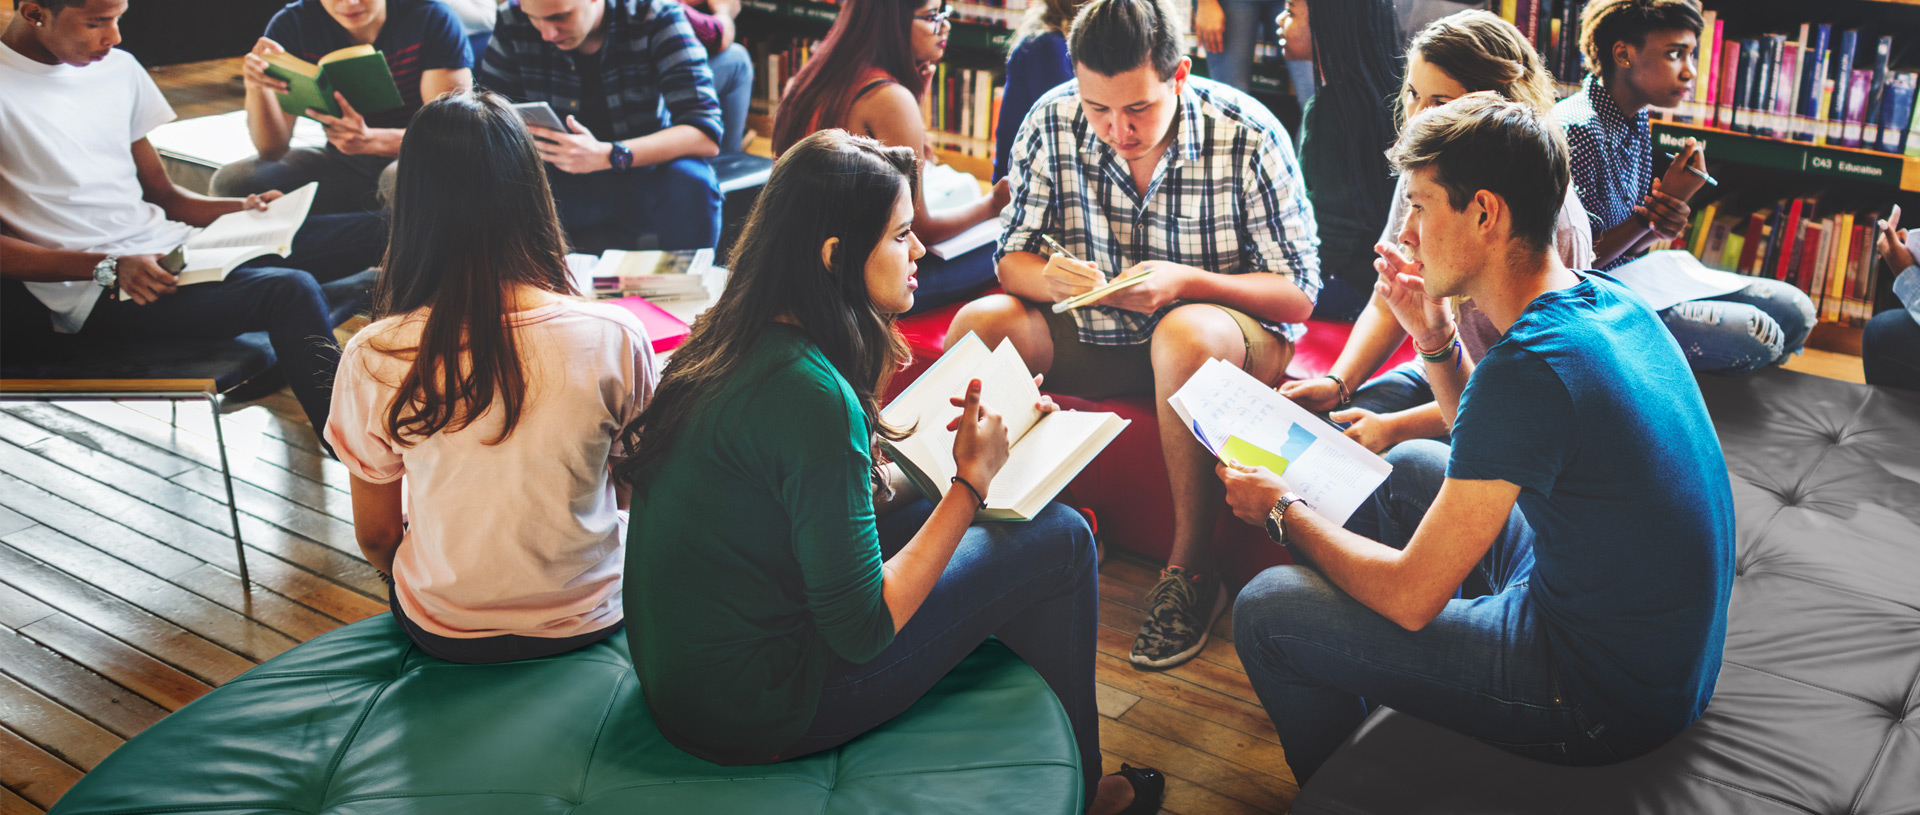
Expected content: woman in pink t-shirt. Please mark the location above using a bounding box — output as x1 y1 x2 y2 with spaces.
326 90 658 663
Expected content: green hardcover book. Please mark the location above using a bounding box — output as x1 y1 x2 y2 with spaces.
262 45 404 119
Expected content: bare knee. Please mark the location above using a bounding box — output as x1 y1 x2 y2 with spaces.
1150 305 1246 374
948 294 1051 370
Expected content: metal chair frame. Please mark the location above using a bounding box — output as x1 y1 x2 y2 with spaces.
1 378 249 584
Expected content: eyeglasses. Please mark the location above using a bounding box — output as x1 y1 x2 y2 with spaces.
914 5 953 26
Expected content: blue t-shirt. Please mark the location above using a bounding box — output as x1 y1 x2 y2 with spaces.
1449 273 1735 741
265 0 472 130
993 31 1072 181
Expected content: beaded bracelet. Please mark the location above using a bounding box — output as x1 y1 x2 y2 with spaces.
950 475 986 510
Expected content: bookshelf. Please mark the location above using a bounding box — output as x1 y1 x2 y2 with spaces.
1651 121 1920 192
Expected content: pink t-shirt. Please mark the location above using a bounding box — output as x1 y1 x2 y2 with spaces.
325 299 657 639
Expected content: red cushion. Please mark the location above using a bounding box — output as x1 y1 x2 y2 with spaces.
890 304 1415 586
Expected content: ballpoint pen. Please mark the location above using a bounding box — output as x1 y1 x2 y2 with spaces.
1663 152 1719 187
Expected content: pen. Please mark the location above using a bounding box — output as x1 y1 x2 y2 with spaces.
1663 152 1718 187
1039 233 1079 261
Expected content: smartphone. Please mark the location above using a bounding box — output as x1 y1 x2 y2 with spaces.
511 101 567 133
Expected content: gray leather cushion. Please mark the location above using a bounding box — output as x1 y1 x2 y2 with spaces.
1294 368 1920 815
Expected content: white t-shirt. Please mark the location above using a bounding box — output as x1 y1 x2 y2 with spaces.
0 42 195 332
324 299 658 639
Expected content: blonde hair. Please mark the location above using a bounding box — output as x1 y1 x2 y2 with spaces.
1398 10 1555 131
1012 0 1086 50
1389 93 1569 253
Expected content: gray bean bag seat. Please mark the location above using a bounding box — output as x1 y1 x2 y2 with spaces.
1294 367 1920 815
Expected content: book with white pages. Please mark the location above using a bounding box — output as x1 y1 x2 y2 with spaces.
927 218 1001 259
146 109 327 170
120 182 318 301
881 332 1129 522
1605 249 1750 311
1168 358 1391 526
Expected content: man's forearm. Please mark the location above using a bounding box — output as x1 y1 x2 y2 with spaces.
1285 505 1427 625
1179 269 1313 325
623 124 719 166
245 89 297 160
0 237 101 282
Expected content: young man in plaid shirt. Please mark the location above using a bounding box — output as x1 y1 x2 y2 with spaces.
946 0 1320 670
482 0 724 250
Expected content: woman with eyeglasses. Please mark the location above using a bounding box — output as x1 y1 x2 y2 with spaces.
771 0 1012 315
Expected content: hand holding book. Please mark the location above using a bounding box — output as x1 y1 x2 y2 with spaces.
945 378 1011 506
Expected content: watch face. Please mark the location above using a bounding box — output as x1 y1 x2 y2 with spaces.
1265 509 1284 543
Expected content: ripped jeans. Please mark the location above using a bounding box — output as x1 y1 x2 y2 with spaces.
1660 277 1815 375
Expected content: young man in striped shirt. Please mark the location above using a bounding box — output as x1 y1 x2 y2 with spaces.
946 0 1321 670
482 0 724 251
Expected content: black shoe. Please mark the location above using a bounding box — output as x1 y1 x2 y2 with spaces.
1114 763 1165 815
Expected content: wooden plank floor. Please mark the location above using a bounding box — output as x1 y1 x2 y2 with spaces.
0 395 1297 814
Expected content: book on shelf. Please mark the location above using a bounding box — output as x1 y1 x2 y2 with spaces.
1657 185 1890 327
1168 358 1391 527
1827 29 1859 146
261 45 403 120
1674 16 1910 157
880 332 1129 522
122 183 318 301
1879 72 1916 154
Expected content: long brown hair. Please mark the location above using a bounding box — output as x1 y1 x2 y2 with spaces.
617 130 919 489
770 0 927 154
1399 10 1556 131
364 89 573 446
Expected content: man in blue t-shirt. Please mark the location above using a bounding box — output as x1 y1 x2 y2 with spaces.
213 0 474 213
1217 94 1735 784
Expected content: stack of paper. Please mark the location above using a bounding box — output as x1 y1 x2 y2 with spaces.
566 249 714 300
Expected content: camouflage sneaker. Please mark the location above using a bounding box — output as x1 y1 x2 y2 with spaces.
1130 566 1227 670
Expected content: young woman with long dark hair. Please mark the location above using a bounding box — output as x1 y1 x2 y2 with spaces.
619 129 1162 815
770 0 1012 314
326 89 657 664
1280 10 1596 453
1278 0 1403 320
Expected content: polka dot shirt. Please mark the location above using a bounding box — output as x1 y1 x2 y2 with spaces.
1555 73 1653 270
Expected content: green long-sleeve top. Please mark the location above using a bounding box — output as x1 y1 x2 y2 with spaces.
626 324 895 764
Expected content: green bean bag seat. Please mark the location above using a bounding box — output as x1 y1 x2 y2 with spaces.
51 614 1083 814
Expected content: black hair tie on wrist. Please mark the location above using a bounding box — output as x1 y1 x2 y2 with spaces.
950 475 986 510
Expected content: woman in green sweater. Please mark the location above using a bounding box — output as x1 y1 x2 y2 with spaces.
619 129 1163 815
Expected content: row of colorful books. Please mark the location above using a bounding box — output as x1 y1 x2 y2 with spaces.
1656 194 1892 326
1666 12 1917 156
1495 0 1588 85
926 63 1004 159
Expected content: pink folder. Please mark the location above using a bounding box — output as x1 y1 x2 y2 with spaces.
605 296 691 354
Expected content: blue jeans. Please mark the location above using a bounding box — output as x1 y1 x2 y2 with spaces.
1345 360 1451 443
1864 308 1920 390
1200 0 1284 93
782 500 1103 800
547 156 721 253
1234 440 1662 783
1660 277 1814 375
708 43 754 155
77 212 388 439
902 243 998 316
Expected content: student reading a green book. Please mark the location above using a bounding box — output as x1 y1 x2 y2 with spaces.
212 0 474 213
1556 0 1812 374
618 130 1164 815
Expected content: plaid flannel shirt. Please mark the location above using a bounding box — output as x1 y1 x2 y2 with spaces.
482 0 723 145
996 76 1321 346
1555 73 1653 270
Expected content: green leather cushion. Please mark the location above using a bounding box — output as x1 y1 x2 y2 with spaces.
52 615 1083 814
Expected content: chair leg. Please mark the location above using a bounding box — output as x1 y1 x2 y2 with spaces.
208 394 249 587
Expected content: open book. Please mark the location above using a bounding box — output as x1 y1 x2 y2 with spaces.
1606 250 1751 311
122 183 317 301
881 333 1129 522
263 45 404 119
1169 358 1391 526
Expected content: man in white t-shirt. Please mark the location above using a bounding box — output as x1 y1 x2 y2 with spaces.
0 0 388 441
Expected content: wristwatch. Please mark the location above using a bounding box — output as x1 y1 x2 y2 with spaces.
608 141 633 171
92 255 119 289
1264 492 1307 545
